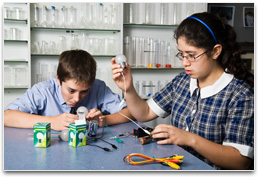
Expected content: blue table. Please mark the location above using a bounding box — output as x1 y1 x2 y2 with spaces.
4 122 214 170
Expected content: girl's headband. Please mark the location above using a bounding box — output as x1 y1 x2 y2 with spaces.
187 16 218 44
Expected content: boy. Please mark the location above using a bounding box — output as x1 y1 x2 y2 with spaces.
4 49 132 131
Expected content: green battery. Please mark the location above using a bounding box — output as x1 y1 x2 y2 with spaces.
69 123 87 147
33 122 51 147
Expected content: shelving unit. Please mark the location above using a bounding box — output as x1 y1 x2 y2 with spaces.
3 2 207 114
4 3 31 107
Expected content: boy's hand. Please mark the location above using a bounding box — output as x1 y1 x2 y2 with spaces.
86 108 107 127
52 113 78 131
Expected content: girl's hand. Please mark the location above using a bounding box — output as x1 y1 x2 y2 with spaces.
111 58 133 93
152 124 192 146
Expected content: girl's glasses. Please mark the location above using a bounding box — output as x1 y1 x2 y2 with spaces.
175 50 209 62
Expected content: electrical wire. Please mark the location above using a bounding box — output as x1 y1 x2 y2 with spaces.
87 144 112 152
123 153 184 170
118 71 151 135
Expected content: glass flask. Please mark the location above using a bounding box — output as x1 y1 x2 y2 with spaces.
41 5 48 27
60 6 67 28
49 6 56 28
70 34 79 50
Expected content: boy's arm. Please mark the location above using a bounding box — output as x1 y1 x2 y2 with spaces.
4 109 78 131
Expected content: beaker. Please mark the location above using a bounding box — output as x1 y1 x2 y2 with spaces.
13 7 24 20
70 34 79 50
58 36 67 53
9 27 20 40
40 41 48 54
80 33 88 50
14 67 28 86
49 41 57 54
4 66 12 86
4 7 11 19
32 4 39 27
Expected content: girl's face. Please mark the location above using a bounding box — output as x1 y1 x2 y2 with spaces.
177 36 222 87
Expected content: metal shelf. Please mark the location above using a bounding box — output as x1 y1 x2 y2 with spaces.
31 27 120 33
131 67 184 70
4 19 28 24
31 54 116 57
124 23 178 29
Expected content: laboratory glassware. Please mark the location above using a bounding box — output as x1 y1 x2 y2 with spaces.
70 34 79 50
144 38 150 68
41 5 48 27
4 66 12 86
103 4 111 29
58 36 67 53
14 67 28 86
145 3 153 24
13 7 23 20
32 4 39 27
9 27 20 40
50 6 56 28
79 4 87 28
160 3 169 25
165 43 172 68
124 36 132 66
4 7 11 19
149 38 155 68
60 6 67 28
110 4 118 29
69 6 77 28
49 41 57 54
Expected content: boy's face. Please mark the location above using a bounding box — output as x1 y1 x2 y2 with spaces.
57 77 91 107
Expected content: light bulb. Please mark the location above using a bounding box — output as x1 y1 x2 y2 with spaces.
77 106 88 120
115 54 127 70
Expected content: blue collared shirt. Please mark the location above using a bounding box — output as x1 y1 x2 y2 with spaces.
4 78 126 115
147 72 254 169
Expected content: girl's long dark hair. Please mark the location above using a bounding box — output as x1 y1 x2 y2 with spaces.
174 12 254 88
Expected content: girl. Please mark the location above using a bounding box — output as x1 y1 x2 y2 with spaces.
111 12 254 170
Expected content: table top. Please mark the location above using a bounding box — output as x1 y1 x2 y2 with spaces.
4 122 214 171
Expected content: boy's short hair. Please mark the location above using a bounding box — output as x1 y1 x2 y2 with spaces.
57 49 96 86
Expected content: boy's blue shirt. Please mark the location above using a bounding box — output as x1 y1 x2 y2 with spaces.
4 78 126 115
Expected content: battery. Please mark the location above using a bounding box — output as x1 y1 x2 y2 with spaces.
138 136 153 145
88 120 98 137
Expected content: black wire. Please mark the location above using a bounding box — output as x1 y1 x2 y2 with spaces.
99 138 118 149
87 144 112 152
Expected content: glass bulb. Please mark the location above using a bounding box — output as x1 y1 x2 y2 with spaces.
77 106 88 120
115 54 127 69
